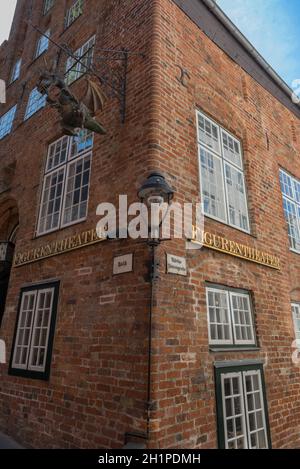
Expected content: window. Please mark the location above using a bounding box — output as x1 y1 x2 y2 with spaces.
65 0 83 28
9 282 59 380
280 169 300 252
10 58 22 83
65 35 95 85
37 129 93 235
197 111 250 232
215 364 271 449
206 286 256 347
24 88 47 120
291 303 300 348
43 0 54 15
0 105 17 139
35 30 50 58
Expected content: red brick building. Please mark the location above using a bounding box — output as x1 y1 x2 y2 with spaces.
0 0 300 449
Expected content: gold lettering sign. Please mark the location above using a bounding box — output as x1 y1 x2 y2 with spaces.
191 229 280 270
14 229 106 267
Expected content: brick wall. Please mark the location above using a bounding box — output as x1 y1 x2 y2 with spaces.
0 0 300 449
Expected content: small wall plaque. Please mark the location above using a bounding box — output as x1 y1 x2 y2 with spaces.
113 254 133 275
166 254 187 276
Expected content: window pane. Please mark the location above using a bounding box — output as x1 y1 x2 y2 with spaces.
28 289 54 371
44 0 54 14
70 129 93 158
10 59 22 83
282 197 300 251
243 371 268 449
38 168 65 235
0 105 17 140
280 170 294 198
222 373 247 449
230 293 254 344
198 113 220 154
225 163 249 231
197 111 249 232
36 30 50 58
46 136 69 172
222 130 242 169
24 88 47 120
200 148 226 222
292 303 300 347
62 154 91 225
12 292 36 368
207 289 232 343
66 0 83 28
65 35 95 85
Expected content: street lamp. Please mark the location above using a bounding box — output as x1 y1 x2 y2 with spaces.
138 171 174 208
138 172 174 245
137 171 175 443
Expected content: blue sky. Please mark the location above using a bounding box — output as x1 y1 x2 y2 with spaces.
217 0 300 87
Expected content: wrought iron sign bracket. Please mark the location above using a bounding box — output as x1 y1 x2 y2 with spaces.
92 48 145 124
29 22 145 125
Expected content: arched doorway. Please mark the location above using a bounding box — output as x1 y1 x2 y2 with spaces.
0 197 19 326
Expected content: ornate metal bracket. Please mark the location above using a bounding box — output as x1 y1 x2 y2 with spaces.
29 21 145 124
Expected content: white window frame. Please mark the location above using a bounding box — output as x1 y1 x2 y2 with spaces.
35 29 50 58
291 303 300 348
37 131 93 236
280 169 300 254
206 288 233 346
229 292 255 345
65 0 83 28
65 35 95 85
24 88 47 120
10 58 22 83
60 152 92 229
219 368 269 449
0 105 17 139
196 111 250 233
43 0 54 15
27 289 54 372
12 288 55 373
221 371 248 449
206 286 256 347
12 291 37 370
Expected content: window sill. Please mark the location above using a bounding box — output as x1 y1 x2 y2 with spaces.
33 217 87 240
7 78 20 88
210 346 260 352
8 367 50 381
290 248 300 256
27 50 48 69
203 214 256 239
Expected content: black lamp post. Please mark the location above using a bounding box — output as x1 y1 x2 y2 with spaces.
137 171 175 442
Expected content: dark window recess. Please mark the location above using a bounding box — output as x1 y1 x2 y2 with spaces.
215 363 272 449
9 281 60 380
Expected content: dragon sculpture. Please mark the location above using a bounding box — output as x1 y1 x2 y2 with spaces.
36 71 106 136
